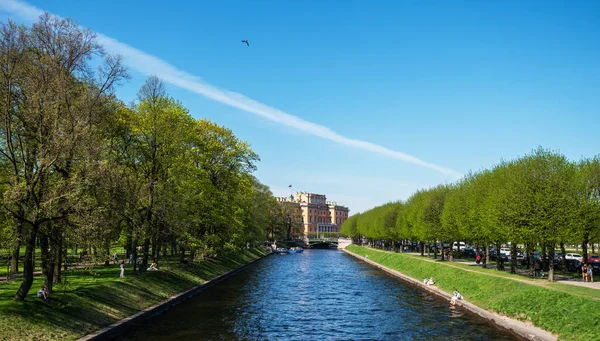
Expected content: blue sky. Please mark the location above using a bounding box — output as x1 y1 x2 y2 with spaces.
1 0 599 213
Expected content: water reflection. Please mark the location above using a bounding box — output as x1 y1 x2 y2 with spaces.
118 250 519 341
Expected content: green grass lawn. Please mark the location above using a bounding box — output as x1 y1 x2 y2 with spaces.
348 245 600 341
0 248 267 341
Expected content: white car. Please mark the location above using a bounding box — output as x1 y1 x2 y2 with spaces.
452 242 466 251
500 248 511 257
565 253 583 261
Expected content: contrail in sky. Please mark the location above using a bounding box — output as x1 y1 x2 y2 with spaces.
0 0 462 177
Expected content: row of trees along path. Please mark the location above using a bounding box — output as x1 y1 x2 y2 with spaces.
342 147 600 282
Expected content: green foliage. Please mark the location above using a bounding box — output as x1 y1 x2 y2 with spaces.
343 147 600 278
0 16 283 300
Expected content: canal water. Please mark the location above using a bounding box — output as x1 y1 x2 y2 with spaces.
118 249 519 341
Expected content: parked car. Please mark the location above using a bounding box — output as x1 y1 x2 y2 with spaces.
553 252 563 265
587 254 600 264
565 253 583 262
554 259 581 272
452 242 466 251
460 247 477 258
500 247 511 257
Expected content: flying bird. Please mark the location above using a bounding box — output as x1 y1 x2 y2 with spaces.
241 40 249 46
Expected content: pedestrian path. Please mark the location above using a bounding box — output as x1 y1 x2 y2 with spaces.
0 263 105 281
368 248 600 291
0 270 42 281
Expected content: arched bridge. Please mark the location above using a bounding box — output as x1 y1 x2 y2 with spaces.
306 238 352 249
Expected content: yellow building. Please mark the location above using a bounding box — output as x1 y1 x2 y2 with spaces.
277 191 349 236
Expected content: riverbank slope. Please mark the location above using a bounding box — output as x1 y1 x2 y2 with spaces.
346 245 599 341
0 248 267 341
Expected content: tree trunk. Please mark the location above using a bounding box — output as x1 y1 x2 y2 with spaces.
548 244 555 281
10 217 23 273
510 243 517 274
132 235 139 274
484 243 490 268
52 227 62 284
14 225 39 301
39 232 55 292
560 242 567 272
126 224 133 259
440 241 445 261
142 237 150 272
151 236 158 263
179 244 186 263
63 241 68 272
496 242 503 271
581 237 589 264
527 245 534 277
420 242 424 256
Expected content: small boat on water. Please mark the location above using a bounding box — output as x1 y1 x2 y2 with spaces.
288 247 304 253
275 247 289 254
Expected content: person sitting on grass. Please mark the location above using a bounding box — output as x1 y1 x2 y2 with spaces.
37 285 49 300
147 262 159 271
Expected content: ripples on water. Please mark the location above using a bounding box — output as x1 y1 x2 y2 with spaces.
118 250 519 341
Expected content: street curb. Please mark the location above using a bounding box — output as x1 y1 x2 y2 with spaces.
76 252 271 341
343 249 557 341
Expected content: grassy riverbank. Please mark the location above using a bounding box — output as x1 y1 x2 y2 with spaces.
347 245 599 341
0 248 267 341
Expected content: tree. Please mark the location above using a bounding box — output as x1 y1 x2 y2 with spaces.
0 14 126 300
574 156 600 264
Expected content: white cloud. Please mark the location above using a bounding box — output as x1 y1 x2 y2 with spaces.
0 0 462 178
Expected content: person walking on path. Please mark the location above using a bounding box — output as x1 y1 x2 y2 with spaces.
113 252 118 264
587 264 594 283
119 260 125 278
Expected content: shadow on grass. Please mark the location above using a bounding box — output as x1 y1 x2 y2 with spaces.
0 248 267 340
